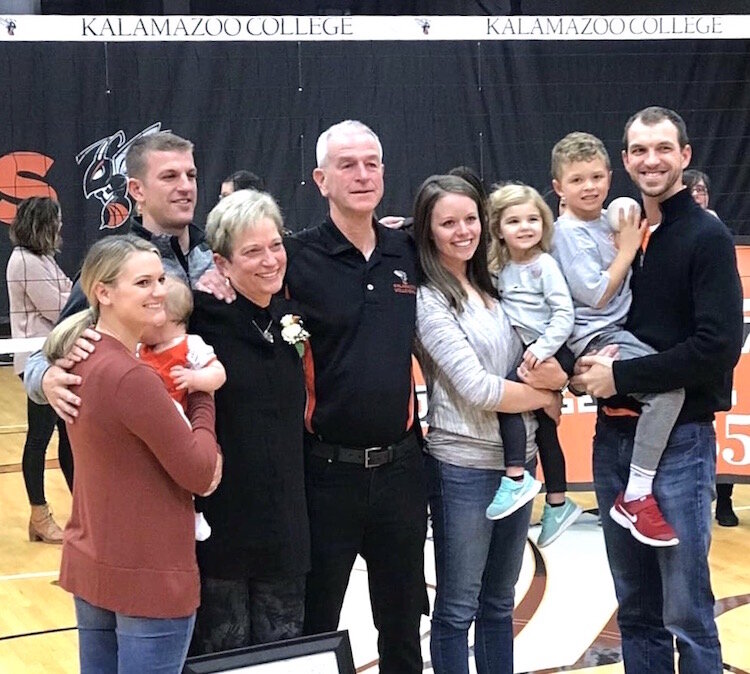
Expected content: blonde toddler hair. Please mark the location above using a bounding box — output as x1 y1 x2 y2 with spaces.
487 183 554 272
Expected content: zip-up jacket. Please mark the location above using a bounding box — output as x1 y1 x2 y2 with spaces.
610 188 742 423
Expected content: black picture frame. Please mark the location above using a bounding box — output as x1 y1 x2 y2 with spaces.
182 630 356 673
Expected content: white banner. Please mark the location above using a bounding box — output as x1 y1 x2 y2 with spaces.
0 14 745 43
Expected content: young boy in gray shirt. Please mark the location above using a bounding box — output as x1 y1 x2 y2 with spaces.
550 132 684 547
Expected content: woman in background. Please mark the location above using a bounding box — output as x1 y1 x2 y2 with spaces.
684 168 738 526
6 196 72 543
683 169 718 218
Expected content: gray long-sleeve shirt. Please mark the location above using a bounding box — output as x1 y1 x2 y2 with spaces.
415 284 537 470
495 252 574 361
550 212 631 357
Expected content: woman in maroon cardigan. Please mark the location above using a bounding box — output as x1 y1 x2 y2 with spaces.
43 234 222 673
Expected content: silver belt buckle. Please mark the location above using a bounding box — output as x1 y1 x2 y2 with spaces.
363 446 381 468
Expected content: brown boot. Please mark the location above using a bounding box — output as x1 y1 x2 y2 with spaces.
29 504 64 544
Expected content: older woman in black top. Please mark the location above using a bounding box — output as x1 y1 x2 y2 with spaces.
189 189 309 655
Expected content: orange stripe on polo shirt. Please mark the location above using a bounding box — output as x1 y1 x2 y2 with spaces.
602 405 639 418
302 342 317 434
405 365 416 432
641 224 652 253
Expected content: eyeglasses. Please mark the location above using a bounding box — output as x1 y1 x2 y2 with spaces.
691 185 708 195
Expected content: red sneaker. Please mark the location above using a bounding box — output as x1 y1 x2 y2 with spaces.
609 492 679 547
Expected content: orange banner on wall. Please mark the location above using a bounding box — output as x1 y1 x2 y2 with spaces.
414 245 750 486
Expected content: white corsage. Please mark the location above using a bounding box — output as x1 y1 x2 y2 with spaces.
280 314 311 357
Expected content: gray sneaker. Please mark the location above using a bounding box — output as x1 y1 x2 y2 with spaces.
537 497 582 547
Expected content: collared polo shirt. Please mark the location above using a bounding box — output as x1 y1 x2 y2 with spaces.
285 217 418 447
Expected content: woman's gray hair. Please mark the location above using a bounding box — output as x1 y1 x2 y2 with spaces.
205 189 284 259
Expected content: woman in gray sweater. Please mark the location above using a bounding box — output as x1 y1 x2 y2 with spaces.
413 175 564 674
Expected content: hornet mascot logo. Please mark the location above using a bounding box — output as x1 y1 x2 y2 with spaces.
75 122 163 230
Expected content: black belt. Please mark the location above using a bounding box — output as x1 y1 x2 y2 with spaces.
308 433 415 468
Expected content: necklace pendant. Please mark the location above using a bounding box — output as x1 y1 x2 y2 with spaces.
252 318 275 344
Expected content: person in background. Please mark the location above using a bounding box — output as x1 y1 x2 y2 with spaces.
43 234 222 673
683 169 718 218
6 196 73 543
219 170 265 200
448 165 487 202
414 174 564 674
684 168 738 527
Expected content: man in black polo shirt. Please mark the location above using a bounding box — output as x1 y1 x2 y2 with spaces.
285 120 427 674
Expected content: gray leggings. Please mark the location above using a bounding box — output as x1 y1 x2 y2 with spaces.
586 328 685 473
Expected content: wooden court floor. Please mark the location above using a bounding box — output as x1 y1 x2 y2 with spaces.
0 366 748 673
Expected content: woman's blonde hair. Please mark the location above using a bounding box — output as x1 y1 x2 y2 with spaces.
43 235 160 361
487 183 554 272
206 189 283 259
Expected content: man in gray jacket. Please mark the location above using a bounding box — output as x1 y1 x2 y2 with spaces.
25 131 228 422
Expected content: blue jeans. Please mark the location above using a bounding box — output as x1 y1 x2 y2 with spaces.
427 455 532 674
74 596 196 674
593 419 722 674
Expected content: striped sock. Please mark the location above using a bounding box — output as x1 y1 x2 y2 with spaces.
624 465 656 502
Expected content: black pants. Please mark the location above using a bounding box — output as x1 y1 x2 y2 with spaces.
497 344 575 494
190 575 306 656
303 433 428 674
20 375 73 504
717 482 734 501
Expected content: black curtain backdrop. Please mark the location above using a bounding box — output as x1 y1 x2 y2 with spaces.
1 36 749 322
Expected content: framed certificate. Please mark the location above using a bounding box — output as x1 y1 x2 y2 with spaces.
183 631 355 674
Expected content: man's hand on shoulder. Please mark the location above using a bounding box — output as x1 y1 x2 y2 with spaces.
61 327 101 367
43 365 82 423
195 268 236 303
379 216 406 229
42 328 101 423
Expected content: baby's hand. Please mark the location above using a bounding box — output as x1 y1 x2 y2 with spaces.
170 365 196 391
522 349 540 370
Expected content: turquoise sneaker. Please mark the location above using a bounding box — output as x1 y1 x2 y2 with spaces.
486 472 542 520
537 497 582 547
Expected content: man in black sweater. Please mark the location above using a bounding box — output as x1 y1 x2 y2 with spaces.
573 107 742 674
